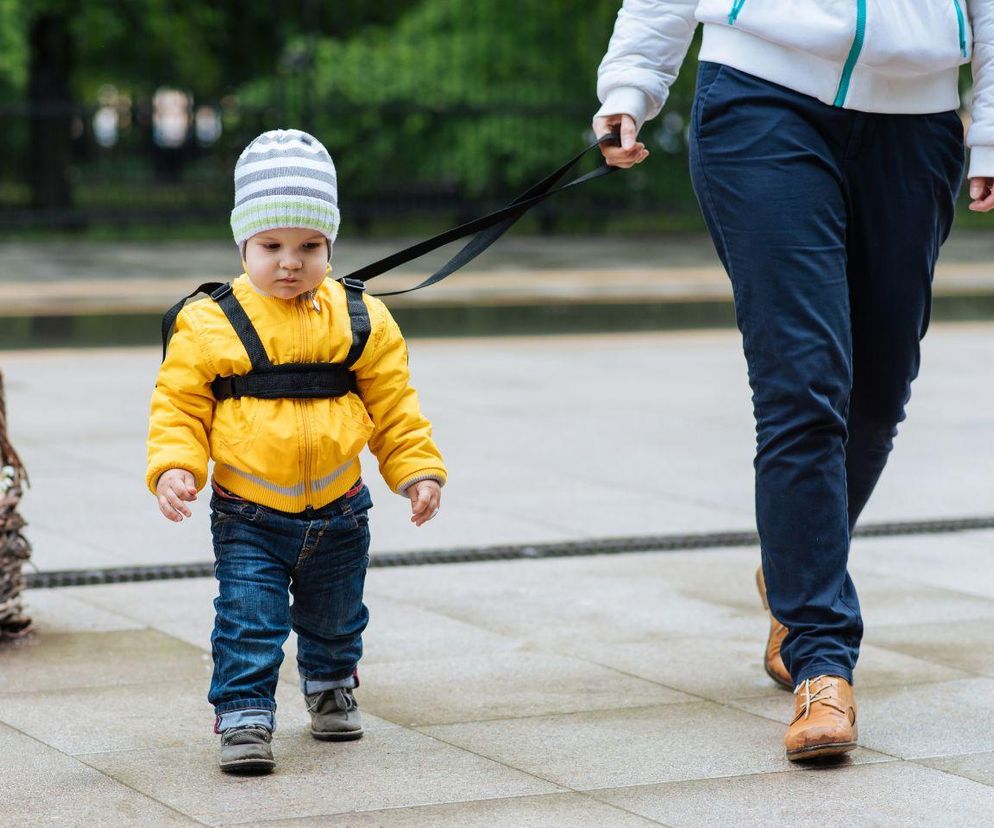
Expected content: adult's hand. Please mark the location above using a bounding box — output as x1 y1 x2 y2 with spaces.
592 113 649 168
968 177 994 212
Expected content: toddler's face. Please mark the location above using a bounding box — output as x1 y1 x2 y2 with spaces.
244 228 330 299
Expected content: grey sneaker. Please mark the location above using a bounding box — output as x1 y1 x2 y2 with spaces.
218 725 275 774
305 687 363 741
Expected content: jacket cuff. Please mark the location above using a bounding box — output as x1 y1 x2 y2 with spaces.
396 469 447 494
594 87 657 131
968 145 994 179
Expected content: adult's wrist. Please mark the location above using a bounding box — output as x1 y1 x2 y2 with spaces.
967 145 994 180
594 87 654 132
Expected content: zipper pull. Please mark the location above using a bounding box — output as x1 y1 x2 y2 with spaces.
309 290 321 313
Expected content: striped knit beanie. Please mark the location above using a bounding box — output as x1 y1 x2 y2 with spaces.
230 129 340 248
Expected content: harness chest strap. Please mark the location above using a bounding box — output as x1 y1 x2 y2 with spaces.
160 279 370 401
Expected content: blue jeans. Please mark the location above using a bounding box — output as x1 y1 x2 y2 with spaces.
208 482 373 731
689 62 963 685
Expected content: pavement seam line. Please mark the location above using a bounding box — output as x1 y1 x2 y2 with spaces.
903 761 994 792
381 697 716 730
0 720 209 826
909 751 994 790
407 725 575 793
570 789 676 826
572 637 989 700
216 792 653 827
74 755 213 827
411 699 733 731
0 676 202 700
579 757 910 798
563 651 718 706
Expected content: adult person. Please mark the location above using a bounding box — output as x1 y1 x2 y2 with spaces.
593 0 993 760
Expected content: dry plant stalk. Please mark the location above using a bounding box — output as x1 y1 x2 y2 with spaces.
0 369 32 642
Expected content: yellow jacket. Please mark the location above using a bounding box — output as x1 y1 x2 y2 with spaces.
147 275 446 512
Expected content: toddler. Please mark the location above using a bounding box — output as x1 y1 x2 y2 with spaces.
147 129 446 774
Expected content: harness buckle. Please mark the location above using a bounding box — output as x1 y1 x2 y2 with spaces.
210 283 233 301
212 375 239 400
340 277 366 293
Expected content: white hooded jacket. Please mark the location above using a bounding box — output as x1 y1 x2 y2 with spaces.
596 0 994 177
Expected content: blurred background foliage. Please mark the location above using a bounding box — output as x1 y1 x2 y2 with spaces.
0 0 981 238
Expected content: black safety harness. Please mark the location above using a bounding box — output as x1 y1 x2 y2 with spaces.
160 277 370 401
160 133 620 401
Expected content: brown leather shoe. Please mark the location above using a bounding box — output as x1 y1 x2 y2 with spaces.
784 675 858 761
755 566 792 690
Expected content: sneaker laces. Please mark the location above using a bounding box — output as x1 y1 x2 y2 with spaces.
306 687 358 713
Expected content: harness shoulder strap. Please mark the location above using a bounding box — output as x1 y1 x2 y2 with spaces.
161 282 225 361
161 282 272 371
210 284 272 370
341 277 371 369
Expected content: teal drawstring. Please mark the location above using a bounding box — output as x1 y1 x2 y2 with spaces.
728 0 748 26
953 0 968 59
834 0 867 107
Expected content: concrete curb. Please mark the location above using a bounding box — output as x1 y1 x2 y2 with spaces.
3 290 994 349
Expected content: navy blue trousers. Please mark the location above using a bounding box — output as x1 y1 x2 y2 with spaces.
689 61 964 684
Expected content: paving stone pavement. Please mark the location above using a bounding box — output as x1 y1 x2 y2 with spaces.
4 536 994 826
1 325 993 825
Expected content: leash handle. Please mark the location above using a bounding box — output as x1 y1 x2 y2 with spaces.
347 132 621 297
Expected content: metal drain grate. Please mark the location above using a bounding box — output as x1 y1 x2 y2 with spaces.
23 514 994 590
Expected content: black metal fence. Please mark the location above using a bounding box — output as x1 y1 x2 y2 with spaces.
0 89 703 235
4 0 984 239
1 0 713 235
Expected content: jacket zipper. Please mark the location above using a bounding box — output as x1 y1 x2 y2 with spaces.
834 0 867 107
728 0 747 25
953 0 968 58
298 301 314 508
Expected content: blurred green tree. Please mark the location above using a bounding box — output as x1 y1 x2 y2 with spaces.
238 0 703 225
4 0 411 214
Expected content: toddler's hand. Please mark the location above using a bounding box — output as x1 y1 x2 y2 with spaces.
407 480 441 527
156 469 198 522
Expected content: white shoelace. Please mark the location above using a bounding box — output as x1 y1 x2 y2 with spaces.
794 675 836 720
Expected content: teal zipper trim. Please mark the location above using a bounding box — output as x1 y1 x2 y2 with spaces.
728 0 748 25
834 0 867 106
953 0 968 58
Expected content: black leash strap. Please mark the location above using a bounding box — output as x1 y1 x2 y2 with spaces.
346 133 621 296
